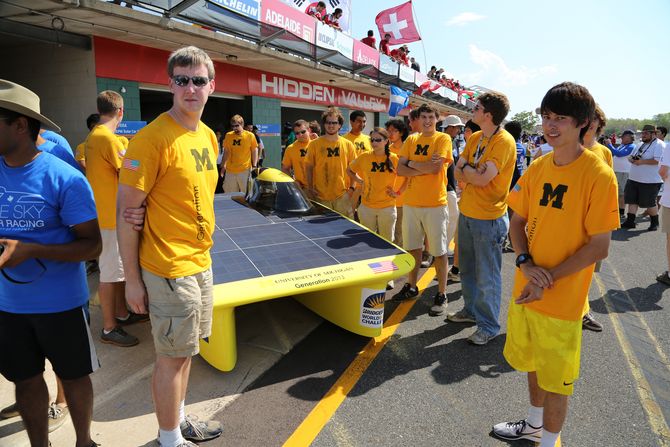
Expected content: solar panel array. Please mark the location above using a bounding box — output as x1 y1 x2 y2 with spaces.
211 195 403 285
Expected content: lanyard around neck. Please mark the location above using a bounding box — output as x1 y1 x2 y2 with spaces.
474 126 500 165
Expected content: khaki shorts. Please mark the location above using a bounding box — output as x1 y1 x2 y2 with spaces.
402 205 449 257
320 193 353 218
394 206 403 247
504 302 582 396
223 169 250 193
662 206 670 233
142 267 213 358
358 204 396 242
99 229 124 283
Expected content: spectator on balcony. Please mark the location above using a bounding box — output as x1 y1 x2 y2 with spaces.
390 45 410 66
410 57 420 71
379 33 391 56
305 1 326 21
427 66 437 79
361 30 376 49
323 8 343 30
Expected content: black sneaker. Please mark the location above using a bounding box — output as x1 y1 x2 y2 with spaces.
656 272 670 286
391 283 419 301
100 326 139 347
116 312 150 326
180 415 223 442
582 312 603 332
428 292 447 316
621 218 636 229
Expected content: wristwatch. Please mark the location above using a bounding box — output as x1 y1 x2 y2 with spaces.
515 253 532 268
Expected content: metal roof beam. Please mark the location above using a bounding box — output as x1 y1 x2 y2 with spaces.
260 29 286 45
165 0 199 18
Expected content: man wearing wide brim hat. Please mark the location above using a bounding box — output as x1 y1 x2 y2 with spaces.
622 123 664 231
0 79 102 447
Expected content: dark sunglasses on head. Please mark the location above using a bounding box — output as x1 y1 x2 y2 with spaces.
370 138 385 143
296 129 308 134
172 75 210 87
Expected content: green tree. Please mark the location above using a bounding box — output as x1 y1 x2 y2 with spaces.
509 111 539 134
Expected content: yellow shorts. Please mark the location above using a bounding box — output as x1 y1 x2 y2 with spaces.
504 302 582 396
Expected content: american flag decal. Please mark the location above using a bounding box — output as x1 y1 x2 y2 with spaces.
122 158 140 171
368 261 398 274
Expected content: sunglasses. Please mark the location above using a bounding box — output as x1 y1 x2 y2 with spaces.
325 121 340 125
370 138 385 143
172 75 211 87
296 129 308 134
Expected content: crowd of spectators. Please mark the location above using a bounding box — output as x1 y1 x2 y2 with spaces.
359 29 474 100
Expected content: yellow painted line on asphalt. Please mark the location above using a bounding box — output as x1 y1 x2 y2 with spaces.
283 267 436 447
594 273 670 444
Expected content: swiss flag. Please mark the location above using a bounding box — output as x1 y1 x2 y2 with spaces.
375 1 421 45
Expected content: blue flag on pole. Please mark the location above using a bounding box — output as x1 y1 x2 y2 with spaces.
388 85 409 117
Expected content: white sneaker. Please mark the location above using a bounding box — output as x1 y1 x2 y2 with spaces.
467 328 496 345
492 419 542 442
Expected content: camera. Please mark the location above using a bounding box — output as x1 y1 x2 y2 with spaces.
631 154 641 161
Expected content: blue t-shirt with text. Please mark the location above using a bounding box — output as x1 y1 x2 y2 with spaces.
0 152 97 313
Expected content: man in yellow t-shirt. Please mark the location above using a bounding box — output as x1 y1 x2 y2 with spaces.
580 104 615 332
343 110 372 213
75 113 100 172
282 119 311 188
343 110 372 156
449 92 516 346
493 82 619 446
392 104 453 316
583 104 614 168
85 90 141 347
304 107 357 217
117 46 223 446
220 114 257 193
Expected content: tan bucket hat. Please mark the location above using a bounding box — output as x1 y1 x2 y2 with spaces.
0 79 60 132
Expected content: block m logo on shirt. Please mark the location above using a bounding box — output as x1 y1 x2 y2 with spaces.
232 139 241 146
355 142 367 152
327 147 340 157
191 148 214 172
539 183 568 209
371 161 388 172
414 144 429 156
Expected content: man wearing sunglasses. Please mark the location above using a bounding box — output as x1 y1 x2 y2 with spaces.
304 107 357 217
282 119 311 188
221 114 258 193
117 46 222 447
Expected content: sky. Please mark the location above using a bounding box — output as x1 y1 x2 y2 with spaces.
349 0 670 120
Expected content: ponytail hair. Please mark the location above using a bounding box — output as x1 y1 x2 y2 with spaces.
370 127 393 173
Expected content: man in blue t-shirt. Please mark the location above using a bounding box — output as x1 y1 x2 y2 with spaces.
0 80 102 447
40 128 73 154
37 130 81 172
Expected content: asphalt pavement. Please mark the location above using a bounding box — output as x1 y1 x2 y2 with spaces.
212 216 670 447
